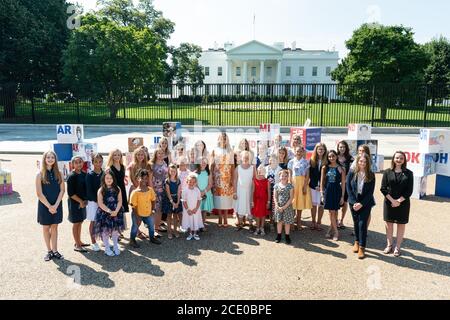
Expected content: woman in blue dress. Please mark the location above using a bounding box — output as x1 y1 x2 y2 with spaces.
320 150 346 241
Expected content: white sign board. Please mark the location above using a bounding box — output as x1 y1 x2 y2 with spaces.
56 125 84 144
348 124 372 140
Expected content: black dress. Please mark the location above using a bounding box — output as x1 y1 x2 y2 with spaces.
67 171 87 223
380 168 414 224
37 170 63 225
110 164 129 213
338 156 354 203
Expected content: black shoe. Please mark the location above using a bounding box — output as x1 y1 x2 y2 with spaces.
150 237 162 245
44 251 53 262
52 251 64 259
285 235 291 244
275 234 282 243
155 234 162 239
130 239 140 248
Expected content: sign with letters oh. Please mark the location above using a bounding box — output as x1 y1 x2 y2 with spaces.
56 125 84 144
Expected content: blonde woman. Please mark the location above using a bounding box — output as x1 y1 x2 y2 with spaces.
211 132 235 227
107 149 128 213
36 151 65 261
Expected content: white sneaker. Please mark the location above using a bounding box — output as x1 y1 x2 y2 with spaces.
186 234 194 241
180 227 186 233
193 234 200 241
105 248 114 256
91 243 100 252
114 247 120 256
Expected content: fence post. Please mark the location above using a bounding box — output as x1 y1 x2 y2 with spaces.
219 84 222 126
170 84 174 121
320 84 324 127
123 88 126 120
371 84 376 127
31 87 36 123
270 84 274 123
423 85 429 128
76 97 81 123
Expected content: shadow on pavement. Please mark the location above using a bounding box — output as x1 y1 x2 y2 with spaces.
0 191 22 206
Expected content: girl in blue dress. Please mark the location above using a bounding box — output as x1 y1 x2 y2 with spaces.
163 164 183 239
94 169 125 256
320 150 346 241
36 151 65 261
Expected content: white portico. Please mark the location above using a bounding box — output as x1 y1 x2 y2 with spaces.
199 40 339 85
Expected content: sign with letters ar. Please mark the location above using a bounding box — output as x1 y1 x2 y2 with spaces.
56 125 84 144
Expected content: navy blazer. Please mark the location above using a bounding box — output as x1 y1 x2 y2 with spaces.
346 170 376 208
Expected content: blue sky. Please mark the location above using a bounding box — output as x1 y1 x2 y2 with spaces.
76 0 450 58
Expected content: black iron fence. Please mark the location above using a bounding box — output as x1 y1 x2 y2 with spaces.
0 83 449 127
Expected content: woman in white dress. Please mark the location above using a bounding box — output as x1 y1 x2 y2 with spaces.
233 151 255 230
211 132 235 227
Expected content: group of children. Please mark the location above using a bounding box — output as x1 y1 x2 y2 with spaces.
37 134 375 260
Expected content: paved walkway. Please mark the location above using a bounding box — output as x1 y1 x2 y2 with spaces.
0 124 421 158
0 154 449 299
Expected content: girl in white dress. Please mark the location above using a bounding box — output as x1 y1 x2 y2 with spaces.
233 151 255 230
182 173 204 240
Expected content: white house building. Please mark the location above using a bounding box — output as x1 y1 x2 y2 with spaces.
199 40 339 86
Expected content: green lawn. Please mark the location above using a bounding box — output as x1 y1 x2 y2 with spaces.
1 100 449 127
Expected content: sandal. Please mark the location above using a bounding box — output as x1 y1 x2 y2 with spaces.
393 247 401 257
383 245 393 254
74 246 88 253
81 243 90 247
325 231 332 239
52 251 64 260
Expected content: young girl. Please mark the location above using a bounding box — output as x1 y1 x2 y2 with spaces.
196 157 214 230
252 165 270 235
288 146 312 230
256 141 269 168
107 148 129 236
266 154 282 230
150 148 169 237
85 153 104 252
233 151 255 230
67 155 88 253
182 173 204 240
158 137 173 166
178 157 190 190
94 169 125 256
337 141 354 230
278 147 289 170
274 170 295 244
193 140 209 165
309 143 328 231
36 151 65 261
321 150 346 241
128 147 152 239
163 164 183 239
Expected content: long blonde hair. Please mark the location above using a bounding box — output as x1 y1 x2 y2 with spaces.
150 147 165 166
130 146 150 180
158 137 171 157
106 149 123 168
40 151 62 184
217 132 232 152
310 143 328 168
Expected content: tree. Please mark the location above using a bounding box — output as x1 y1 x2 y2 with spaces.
0 0 70 118
171 43 204 95
423 36 450 105
332 23 428 120
62 14 168 118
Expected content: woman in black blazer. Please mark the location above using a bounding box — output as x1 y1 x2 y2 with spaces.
380 151 414 257
346 154 375 259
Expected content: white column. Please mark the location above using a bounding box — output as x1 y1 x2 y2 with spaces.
226 59 232 83
243 61 248 84
276 60 282 84
260 60 265 84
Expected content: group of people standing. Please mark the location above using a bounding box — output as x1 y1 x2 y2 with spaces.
36 132 414 261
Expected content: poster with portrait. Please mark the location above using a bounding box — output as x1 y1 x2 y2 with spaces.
128 137 144 153
56 124 84 144
348 124 371 140
163 122 183 150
